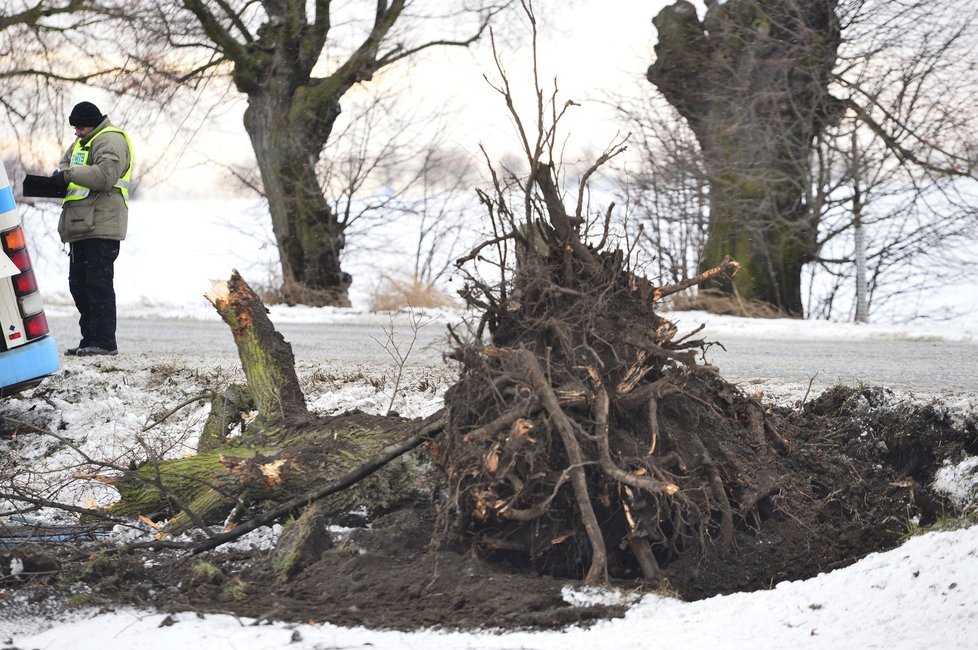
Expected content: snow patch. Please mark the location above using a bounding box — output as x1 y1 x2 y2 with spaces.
933 457 978 509
561 585 642 608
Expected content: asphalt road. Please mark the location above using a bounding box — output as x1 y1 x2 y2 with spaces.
47 315 977 396
48 314 451 365
699 334 977 397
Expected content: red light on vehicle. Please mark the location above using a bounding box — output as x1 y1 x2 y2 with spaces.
8 331 21 341
2 227 25 251
12 270 37 296
24 312 49 339
8 248 31 272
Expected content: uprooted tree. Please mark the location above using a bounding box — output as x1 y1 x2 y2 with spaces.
92 5 793 586
424 7 781 583
433 163 785 583
99 181 770 586
10 172 966 592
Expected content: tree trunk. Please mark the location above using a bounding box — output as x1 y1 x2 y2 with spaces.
648 0 843 315
221 2 410 309
850 130 870 323
244 93 352 307
108 411 435 536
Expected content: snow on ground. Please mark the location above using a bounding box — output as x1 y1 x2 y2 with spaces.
2 198 978 649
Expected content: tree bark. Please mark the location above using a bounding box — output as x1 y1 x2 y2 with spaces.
243 92 351 307
648 0 843 315
108 411 436 536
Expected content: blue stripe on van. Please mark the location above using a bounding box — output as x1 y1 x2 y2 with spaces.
0 186 15 213
0 335 59 390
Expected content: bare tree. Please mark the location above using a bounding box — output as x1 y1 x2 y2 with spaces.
613 96 710 293
310 91 480 309
362 144 480 310
126 0 507 307
0 0 236 202
0 1 102 162
223 78 481 310
807 0 978 322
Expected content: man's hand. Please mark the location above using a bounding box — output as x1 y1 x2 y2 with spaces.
51 170 66 187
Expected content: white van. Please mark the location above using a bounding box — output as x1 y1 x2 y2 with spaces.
0 163 59 396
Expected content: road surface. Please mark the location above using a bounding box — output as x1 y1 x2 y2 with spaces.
47 314 977 397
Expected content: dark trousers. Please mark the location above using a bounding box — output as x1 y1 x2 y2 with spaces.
68 238 120 351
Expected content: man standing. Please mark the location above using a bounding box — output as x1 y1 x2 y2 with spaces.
52 101 133 356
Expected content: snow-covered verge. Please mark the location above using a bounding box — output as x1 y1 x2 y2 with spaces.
0 352 454 525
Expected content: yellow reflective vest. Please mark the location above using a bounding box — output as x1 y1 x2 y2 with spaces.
63 126 134 206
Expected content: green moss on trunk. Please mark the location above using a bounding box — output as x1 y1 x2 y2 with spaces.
110 416 433 536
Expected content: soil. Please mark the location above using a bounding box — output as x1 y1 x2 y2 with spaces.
4 385 976 632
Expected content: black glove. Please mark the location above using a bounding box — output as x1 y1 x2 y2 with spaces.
51 170 67 187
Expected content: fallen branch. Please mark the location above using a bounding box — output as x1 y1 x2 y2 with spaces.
142 392 215 433
654 256 741 301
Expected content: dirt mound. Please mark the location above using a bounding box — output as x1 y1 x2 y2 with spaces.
28 506 625 631
230 507 625 629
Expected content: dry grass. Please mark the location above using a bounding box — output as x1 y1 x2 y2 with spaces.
666 289 792 319
369 278 459 312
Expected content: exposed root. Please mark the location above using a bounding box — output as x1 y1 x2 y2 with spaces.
434 158 775 583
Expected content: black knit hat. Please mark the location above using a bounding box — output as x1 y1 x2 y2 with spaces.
68 101 105 128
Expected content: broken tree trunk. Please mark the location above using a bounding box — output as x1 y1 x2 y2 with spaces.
102 270 442 540
205 273 309 441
